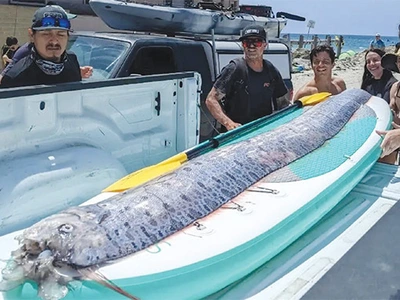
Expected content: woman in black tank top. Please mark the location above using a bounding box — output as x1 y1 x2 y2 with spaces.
361 49 397 104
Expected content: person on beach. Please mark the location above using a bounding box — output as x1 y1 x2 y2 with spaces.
382 49 400 123
362 49 399 164
293 45 346 100
0 5 92 88
1 37 19 69
0 5 92 85
377 123 400 159
395 25 400 53
206 25 288 132
361 49 397 104
369 33 385 51
376 47 400 164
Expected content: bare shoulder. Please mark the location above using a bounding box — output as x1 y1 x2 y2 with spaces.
391 81 400 96
332 76 346 90
332 76 345 84
293 83 318 100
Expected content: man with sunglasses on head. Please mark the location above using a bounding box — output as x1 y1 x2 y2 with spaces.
0 5 83 88
0 5 92 85
206 25 288 132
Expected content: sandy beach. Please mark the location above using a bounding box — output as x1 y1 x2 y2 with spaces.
291 46 400 95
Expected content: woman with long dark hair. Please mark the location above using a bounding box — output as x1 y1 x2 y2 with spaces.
362 49 398 163
361 48 397 104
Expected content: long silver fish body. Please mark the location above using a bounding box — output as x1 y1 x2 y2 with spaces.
0 89 372 298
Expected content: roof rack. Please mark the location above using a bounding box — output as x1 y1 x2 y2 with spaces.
131 30 288 43
113 28 243 41
174 32 240 41
75 28 288 45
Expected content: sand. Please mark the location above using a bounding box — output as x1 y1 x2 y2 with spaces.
290 46 400 95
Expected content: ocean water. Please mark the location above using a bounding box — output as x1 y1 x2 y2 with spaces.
286 33 399 53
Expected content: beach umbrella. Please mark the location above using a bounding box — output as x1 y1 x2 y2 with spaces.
347 50 356 57
338 52 351 60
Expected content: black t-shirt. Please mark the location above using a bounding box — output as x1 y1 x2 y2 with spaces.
1 51 81 88
363 70 397 103
247 65 275 119
214 62 236 96
214 58 287 124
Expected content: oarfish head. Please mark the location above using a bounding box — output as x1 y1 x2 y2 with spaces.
20 208 109 267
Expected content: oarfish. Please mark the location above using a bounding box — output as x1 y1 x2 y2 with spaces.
0 89 372 299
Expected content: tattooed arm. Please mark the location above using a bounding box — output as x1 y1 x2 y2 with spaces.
205 87 241 131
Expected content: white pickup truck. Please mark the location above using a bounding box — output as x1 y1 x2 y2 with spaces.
0 71 201 235
66 31 293 141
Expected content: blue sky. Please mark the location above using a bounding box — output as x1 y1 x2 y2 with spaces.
243 0 400 37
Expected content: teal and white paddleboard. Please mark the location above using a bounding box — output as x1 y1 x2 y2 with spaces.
0 90 392 300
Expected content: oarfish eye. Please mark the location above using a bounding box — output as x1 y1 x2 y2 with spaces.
58 224 74 234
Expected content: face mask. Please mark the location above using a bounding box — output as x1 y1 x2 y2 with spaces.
32 47 67 75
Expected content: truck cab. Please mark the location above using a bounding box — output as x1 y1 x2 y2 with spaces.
68 31 293 140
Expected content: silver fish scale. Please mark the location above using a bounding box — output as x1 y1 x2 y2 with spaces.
53 89 372 266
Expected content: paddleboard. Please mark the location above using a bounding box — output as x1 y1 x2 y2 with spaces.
0 90 391 300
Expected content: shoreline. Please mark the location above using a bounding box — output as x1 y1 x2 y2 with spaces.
285 33 399 54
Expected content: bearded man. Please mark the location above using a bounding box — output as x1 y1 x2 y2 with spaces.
1 5 84 88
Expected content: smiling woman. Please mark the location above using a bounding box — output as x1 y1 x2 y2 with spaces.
361 49 397 104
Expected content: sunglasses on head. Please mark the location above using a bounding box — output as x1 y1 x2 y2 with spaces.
242 39 264 48
34 16 71 30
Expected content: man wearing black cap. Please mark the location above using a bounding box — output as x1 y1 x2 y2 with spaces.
0 4 92 84
0 5 84 88
205 24 288 132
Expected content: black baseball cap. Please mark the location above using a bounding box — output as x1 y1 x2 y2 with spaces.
239 25 267 41
32 5 74 31
382 49 400 73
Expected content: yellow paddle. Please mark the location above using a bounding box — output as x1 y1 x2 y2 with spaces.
103 92 332 193
104 153 187 192
299 92 331 106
